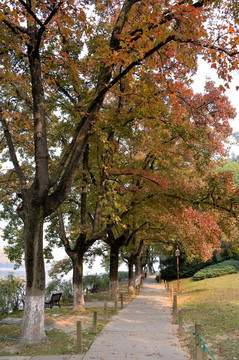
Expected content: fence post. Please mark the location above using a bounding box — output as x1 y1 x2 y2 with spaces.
104 302 108 321
171 287 174 302
76 321 82 354
178 309 183 336
93 311 98 335
195 323 202 360
121 293 124 309
173 294 177 324
166 282 169 292
114 300 118 313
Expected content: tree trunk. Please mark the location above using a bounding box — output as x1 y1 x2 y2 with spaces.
135 255 142 276
109 243 119 300
134 255 142 287
20 4 48 342
20 205 46 342
128 259 135 294
72 254 85 311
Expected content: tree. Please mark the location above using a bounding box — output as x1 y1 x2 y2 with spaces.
218 160 239 186
46 137 112 310
121 237 145 294
0 0 238 340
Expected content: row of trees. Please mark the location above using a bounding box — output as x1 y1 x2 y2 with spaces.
0 0 239 341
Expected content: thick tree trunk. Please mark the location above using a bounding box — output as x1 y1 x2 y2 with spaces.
109 243 119 300
20 5 48 342
134 255 142 287
135 255 142 277
72 255 85 311
20 205 46 341
128 259 135 294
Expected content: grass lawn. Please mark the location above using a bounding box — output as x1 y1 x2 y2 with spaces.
170 273 239 360
0 290 136 356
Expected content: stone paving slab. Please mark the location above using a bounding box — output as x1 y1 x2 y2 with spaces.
82 276 190 360
0 357 31 360
0 356 84 360
0 318 23 324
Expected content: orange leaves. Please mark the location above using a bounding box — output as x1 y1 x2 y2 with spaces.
177 206 221 261
111 167 168 191
228 25 236 34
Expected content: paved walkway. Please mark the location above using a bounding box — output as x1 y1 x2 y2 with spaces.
0 276 190 360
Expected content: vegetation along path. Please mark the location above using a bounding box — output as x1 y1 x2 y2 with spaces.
0 276 190 360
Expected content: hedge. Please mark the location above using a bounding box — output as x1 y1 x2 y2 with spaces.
193 259 239 281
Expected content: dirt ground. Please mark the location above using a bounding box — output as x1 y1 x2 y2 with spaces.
45 312 91 339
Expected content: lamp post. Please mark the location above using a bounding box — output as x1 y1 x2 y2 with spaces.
175 247 180 292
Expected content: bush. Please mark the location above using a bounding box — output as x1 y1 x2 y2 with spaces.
45 279 73 303
160 259 210 281
46 272 129 303
193 260 239 281
118 271 128 282
84 273 110 291
0 274 25 315
155 274 161 283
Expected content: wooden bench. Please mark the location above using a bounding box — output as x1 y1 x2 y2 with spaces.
45 292 62 308
89 284 99 294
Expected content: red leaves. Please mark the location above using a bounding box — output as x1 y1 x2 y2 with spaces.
178 207 221 261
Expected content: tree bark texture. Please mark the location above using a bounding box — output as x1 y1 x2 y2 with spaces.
20 203 46 341
135 255 142 277
72 255 85 311
128 259 135 294
109 242 120 300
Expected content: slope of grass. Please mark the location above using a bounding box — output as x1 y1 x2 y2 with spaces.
171 273 239 360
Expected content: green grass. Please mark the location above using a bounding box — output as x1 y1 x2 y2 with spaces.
0 292 133 356
170 273 239 360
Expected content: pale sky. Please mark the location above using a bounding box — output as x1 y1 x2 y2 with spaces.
193 59 239 132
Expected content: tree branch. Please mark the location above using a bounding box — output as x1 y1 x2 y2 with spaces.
2 19 28 36
0 107 27 190
18 0 43 27
57 206 73 255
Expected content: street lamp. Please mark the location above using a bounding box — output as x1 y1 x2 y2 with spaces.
175 247 180 292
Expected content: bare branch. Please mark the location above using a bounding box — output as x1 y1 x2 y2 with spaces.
0 107 27 190
57 207 73 255
18 0 43 27
2 19 28 35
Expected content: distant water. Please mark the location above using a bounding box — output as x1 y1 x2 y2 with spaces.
0 264 50 281
0 267 26 278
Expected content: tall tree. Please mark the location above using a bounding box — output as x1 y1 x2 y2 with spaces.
0 0 238 340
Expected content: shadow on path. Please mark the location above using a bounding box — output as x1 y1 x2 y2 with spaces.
82 275 190 360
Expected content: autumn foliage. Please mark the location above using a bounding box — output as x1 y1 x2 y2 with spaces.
0 0 238 340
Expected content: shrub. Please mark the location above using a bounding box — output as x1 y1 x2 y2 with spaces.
160 259 209 281
155 274 161 283
193 260 239 281
84 273 110 291
46 272 129 303
83 274 103 291
0 274 25 315
118 271 128 282
45 279 73 303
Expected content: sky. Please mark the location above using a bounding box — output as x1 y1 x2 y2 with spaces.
192 59 239 155
0 58 238 277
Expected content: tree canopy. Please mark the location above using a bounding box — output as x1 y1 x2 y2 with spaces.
0 0 238 340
